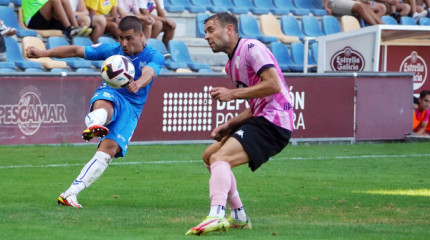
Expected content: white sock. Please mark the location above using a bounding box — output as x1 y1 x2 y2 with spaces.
208 205 225 218
230 206 248 222
64 151 112 196
85 108 108 128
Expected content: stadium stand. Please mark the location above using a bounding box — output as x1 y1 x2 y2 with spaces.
47 36 93 69
22 36 67 69
290 42 317 72
10 0 20 6
238 14 278 43
232 0 269 15
321 15 342 35
0 6 37 37
168 40 210 71
0 0 9 6
24 68 44 72
169 0 206 13
72 37 104 68
310 42 318 64
340 15 361 32
270 42 304 72
147 38 188 70
17 8 63 37
281 15 306 41
195 12 210 38
381 15 399 25
97 36 117 44
164 0 186 12
189 0 226 13
254 0 289 15
292 0 327 16
273 0 310 15
4 36 43 70
301 15 324 37
211 0 248 14
400 16 417 25
419 17 430 26
0 67 17 72
259 14 300 43
0 61 15 69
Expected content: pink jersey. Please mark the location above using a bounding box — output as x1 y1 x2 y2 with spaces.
225 38 294 131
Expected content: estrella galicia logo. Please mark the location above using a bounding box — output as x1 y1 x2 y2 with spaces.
330 47 365 72
400 51 427 90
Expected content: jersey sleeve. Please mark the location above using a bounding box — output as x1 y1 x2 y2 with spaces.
245 41 275 75
146 46 165 76
84 43 120 60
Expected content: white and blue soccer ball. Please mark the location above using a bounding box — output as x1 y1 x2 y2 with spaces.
101 55 135 89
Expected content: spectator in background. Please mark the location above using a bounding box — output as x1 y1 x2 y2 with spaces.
138 0 176 48
117 0 154 39
324 0 385 25
364 0 388 18
21 0 87 38
86 0 120 39
70 0 106 43
404 0 428 21
0 20 17 36
413 90 430 136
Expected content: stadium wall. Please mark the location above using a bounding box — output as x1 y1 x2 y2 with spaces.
0 72 413 145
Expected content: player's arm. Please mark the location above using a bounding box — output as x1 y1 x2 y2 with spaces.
210 66 281 102
211 108 253 141
414 120 429 136
26 45 85 59
127 66 156 93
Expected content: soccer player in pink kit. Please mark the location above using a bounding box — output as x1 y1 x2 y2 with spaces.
186 12 294 236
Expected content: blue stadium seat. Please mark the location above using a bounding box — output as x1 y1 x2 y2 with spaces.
164 0 185 12
0 61 15 69
0 68 17 72
24 68 44 72
10 0 20 6
254 0 289 15
281 15 305 41
310 42 318 64
195 13 210 38
273 0 310 15
147 38 188 70
321 15 341 35
290 42 316 67
232 0 269 15
50 68 69 73
169 0 205 13
212 0 248 14
301 15 324 37
72 37 104 68
400 16 417 25
4 37 42 70
168 40 210 71
190 0 226 13
419 17 430 25
293 0 327 16
0 6 38 37
381 15 398 25
47 36 93 68
75 68 95 73
97 36 117 44
0 0 10 6
270 42 303 72
238 14 278 43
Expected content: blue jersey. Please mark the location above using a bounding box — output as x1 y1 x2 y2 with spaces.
83 42 165 111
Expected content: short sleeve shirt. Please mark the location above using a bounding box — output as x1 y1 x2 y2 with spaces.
225 38 294 131
86 0 118 15
137 0 164 13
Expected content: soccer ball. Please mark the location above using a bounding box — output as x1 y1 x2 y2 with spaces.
101 55 135 89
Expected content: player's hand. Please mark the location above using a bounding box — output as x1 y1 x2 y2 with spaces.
126 80 140 94
211 123 230 141
210 87 234 102
25 46 44 58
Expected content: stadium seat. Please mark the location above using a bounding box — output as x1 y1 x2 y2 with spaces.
97 36 117 44
24 68 44 72
292 0 327 16
75 68 95 73
164 0 185 12
340 15 361 32
22 36 68 69
147 38 188 70
18 8 63 37
195 13 210 38
198 68 214 73
301 15 324 37
4 37 42 70
419 17 430 26
50 68 69 73
290 42 316 72
169 0 205 13
0 0 10 6
259 14 300 43
232 0 269 15
211 0 248 14
321 15 341 35
0 61 15 69
0 6 37 37
400 16 417 25
168 40 210 71
238 14 278 43
0 68 17 72
10 0 20 6
190 0 227 13
381 15 398 25
254 0 289 15
47 36 93 68
281 15 306 41
310 42 318 64
273 0 310 15
270 42 303 72
72 37 104 68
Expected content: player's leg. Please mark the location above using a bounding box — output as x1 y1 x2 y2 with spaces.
90 15 106 44
186 138 249 235
82 100 113 141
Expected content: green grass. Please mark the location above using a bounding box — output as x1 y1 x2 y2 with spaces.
0 142 429 239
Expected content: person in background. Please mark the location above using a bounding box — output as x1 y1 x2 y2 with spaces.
324 0 385 25
85 0 120 39
413 90 430 136
70 0 106 43
117 0 154 39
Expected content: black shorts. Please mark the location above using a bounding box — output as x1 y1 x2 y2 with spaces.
27 11 65 30
231 116 292 172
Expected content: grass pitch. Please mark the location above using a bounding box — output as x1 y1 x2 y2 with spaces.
0 142 429 239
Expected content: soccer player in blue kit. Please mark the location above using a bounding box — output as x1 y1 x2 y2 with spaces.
26 16 165 208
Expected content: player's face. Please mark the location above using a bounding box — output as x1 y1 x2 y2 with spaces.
419 95 430 110
204 19 231 54
118 29 145 56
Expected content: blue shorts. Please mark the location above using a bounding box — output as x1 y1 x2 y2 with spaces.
90 87 139 158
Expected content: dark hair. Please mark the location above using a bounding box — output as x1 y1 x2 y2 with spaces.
204 12 238 33
118 16 143 33
419 90 430 99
